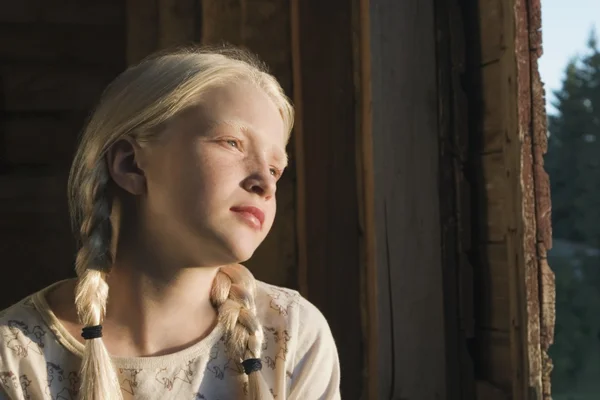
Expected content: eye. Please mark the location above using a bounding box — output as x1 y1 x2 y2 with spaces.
270 167 282 178
220 138 243 151
226 139 239 148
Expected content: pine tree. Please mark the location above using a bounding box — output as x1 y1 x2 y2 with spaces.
546 29 600 247
546 28 600 396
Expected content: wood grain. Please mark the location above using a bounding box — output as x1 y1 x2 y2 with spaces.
370 0 446 398
291 1 362 396
478 0 505 65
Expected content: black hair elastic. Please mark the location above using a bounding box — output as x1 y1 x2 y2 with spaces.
81 325 103 340
242 358 262 375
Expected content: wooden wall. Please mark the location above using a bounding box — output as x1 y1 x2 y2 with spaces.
367 0 449 397
0 1 556 399
461 0 555 398
0 0 126 307
291 0 365 396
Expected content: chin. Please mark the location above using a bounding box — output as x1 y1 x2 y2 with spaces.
211 232 260 264
229 243 259 263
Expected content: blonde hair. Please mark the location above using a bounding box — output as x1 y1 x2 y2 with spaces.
67 47 294 400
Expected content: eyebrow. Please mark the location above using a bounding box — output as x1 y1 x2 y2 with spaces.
210 118 289 167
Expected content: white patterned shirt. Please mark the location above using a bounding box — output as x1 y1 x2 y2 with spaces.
0 280 341 399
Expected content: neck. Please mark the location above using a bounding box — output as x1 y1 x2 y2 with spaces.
104 265 219 356
100 227 222 357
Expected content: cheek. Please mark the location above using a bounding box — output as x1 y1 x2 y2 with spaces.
263 201 277 231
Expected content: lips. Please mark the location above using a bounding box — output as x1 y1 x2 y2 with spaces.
230 206 265 230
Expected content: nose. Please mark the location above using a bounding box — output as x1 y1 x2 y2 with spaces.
242 170 276 199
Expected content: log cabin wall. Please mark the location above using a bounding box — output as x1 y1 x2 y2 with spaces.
0 1 557 399
0 1 127 307
460 0 555 398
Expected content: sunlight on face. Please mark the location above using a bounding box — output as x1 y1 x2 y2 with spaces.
140 80 288 267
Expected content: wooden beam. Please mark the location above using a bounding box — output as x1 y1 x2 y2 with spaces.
369 0 447 398
290 0 363 397
356 0 378 398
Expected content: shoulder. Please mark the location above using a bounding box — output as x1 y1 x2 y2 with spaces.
0 294 47 352
0 291 52 362
254 281 329 331
253 282 341 399
0 294 50 397
253 281 337 361
0 285 81 400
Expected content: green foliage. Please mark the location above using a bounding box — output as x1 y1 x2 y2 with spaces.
546 30 600 248
545 29 600 396
549 252 600 393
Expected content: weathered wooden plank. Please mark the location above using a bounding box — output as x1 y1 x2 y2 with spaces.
354 0 377 397
370 0 446 398
0 23 125 68
528 37 551 251
456 146 474 338
291 0 362 397
479 151 509 242
477 0 505 65
2 112 85 166
0 0 124 25
527 0 553 397
478 243 510 331
480 61 506 154
476 329 513 393
514 0 543 395
0 64 116 111
437 1 462 395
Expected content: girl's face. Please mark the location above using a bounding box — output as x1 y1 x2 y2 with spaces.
131 80 288 267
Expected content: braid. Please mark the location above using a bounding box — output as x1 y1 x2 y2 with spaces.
210 265 273 400
73 160 123 400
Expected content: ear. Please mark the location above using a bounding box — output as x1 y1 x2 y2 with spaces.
106 137 146 195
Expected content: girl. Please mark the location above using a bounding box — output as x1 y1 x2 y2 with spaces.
0 48 341 400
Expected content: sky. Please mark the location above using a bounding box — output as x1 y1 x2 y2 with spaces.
539 0 600 114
